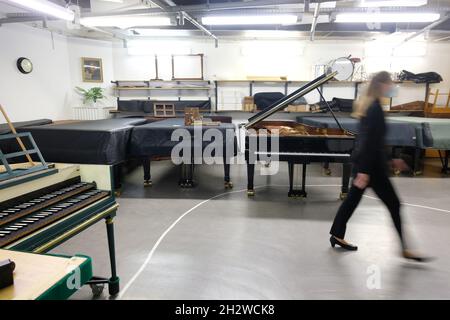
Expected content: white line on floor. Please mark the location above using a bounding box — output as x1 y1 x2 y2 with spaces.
119 184 450 298
119 186 250 299
363 195 450 214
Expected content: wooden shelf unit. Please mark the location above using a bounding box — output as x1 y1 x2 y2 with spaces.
214 79 432 112
111 79 212 103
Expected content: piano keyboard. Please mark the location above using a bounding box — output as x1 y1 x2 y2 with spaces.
0 185 110 247
0 182 95 226
255 151 351 158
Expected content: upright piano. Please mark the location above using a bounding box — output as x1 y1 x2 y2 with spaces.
244 72 355 199
0 129 120 297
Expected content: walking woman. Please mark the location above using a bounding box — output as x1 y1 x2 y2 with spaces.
329 71 430 262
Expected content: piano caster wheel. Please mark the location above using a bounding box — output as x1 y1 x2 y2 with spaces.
225 181 233 189
393 169 401 176
108 277 120 296
90 283 105 298
144 180 152 187
323 168 332 176
413 170 422 176
179 180 194 188
339 192 348 200
114 189 122 197
247 190 255 197
288 190 307 198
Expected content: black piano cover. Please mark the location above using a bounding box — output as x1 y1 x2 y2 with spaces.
129 118 237 159
297 116 418 147
16 118 147 165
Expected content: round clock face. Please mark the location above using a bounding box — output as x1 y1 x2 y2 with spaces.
330 57 354 81
17 57 33 74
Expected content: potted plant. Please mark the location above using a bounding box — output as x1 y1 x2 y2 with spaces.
75 86 105 107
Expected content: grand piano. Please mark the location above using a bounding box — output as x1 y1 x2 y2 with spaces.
244 72 355 199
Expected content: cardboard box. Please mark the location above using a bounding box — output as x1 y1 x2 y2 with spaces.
285 105 310 112
242 96 256 112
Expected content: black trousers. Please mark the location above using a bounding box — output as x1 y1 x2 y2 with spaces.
330 169 405 248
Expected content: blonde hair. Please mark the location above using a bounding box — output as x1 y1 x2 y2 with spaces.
352 71 392 118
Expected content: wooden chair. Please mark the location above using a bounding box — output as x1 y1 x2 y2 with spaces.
425 88 450 117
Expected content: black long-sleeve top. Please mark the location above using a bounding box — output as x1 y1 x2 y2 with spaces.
352 99 389 174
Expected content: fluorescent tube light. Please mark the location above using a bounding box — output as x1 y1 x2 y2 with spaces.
359 0 428 7
243 30 302 38
7 0 74 21
201 15 298 25
80 16 172 29
335 13 440 23
132 28 191 37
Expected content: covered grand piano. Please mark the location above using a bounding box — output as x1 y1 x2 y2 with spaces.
244 72 355 199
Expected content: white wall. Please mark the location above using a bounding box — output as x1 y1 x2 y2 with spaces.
0 24 72 121
1 24 449 121
114 38 450 110
0 24 116 122
67 37 116 110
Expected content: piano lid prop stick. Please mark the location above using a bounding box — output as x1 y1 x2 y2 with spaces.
0 104 34 166
315 87 355 135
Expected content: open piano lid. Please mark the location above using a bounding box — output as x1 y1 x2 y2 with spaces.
244 71 339 129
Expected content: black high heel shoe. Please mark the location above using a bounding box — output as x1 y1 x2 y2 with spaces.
402 250 434 263
330 236 358 251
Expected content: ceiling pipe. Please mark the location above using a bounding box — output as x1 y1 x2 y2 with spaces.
435 34 450 42
395 13 449 47
181 11 219 47
80 0 348 18
151 0 219 47
310 2 320 41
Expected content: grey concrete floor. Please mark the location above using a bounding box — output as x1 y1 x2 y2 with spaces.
51 157 450 299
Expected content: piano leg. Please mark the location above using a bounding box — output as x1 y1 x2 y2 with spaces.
441 150 449 174
106 217 120 296
288 162 307 198
340 162 351 200
413 147 423 176
247 162 255 196
224 161 233 189
89 216 120 297
112 164 123 194
179 162 195 188
143 157 152 187
323 161 331 176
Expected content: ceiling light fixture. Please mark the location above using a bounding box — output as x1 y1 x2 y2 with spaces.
80 16 172 29
359 0 428 7
132 28 191 37
335 12 440 23
243 30 302 38
7 0 75 21
201 15 298 25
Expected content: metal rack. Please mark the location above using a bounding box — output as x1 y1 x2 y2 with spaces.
111 79 212 105
0 132 50 183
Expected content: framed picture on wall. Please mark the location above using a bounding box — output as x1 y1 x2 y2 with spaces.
81 57 103 82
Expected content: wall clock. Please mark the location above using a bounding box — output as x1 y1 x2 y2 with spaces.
17 57 33 74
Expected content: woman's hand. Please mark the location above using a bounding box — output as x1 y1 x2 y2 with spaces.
391 158 409 172
353 173 370 189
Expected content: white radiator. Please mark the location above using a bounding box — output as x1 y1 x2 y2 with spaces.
72 107 114 120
